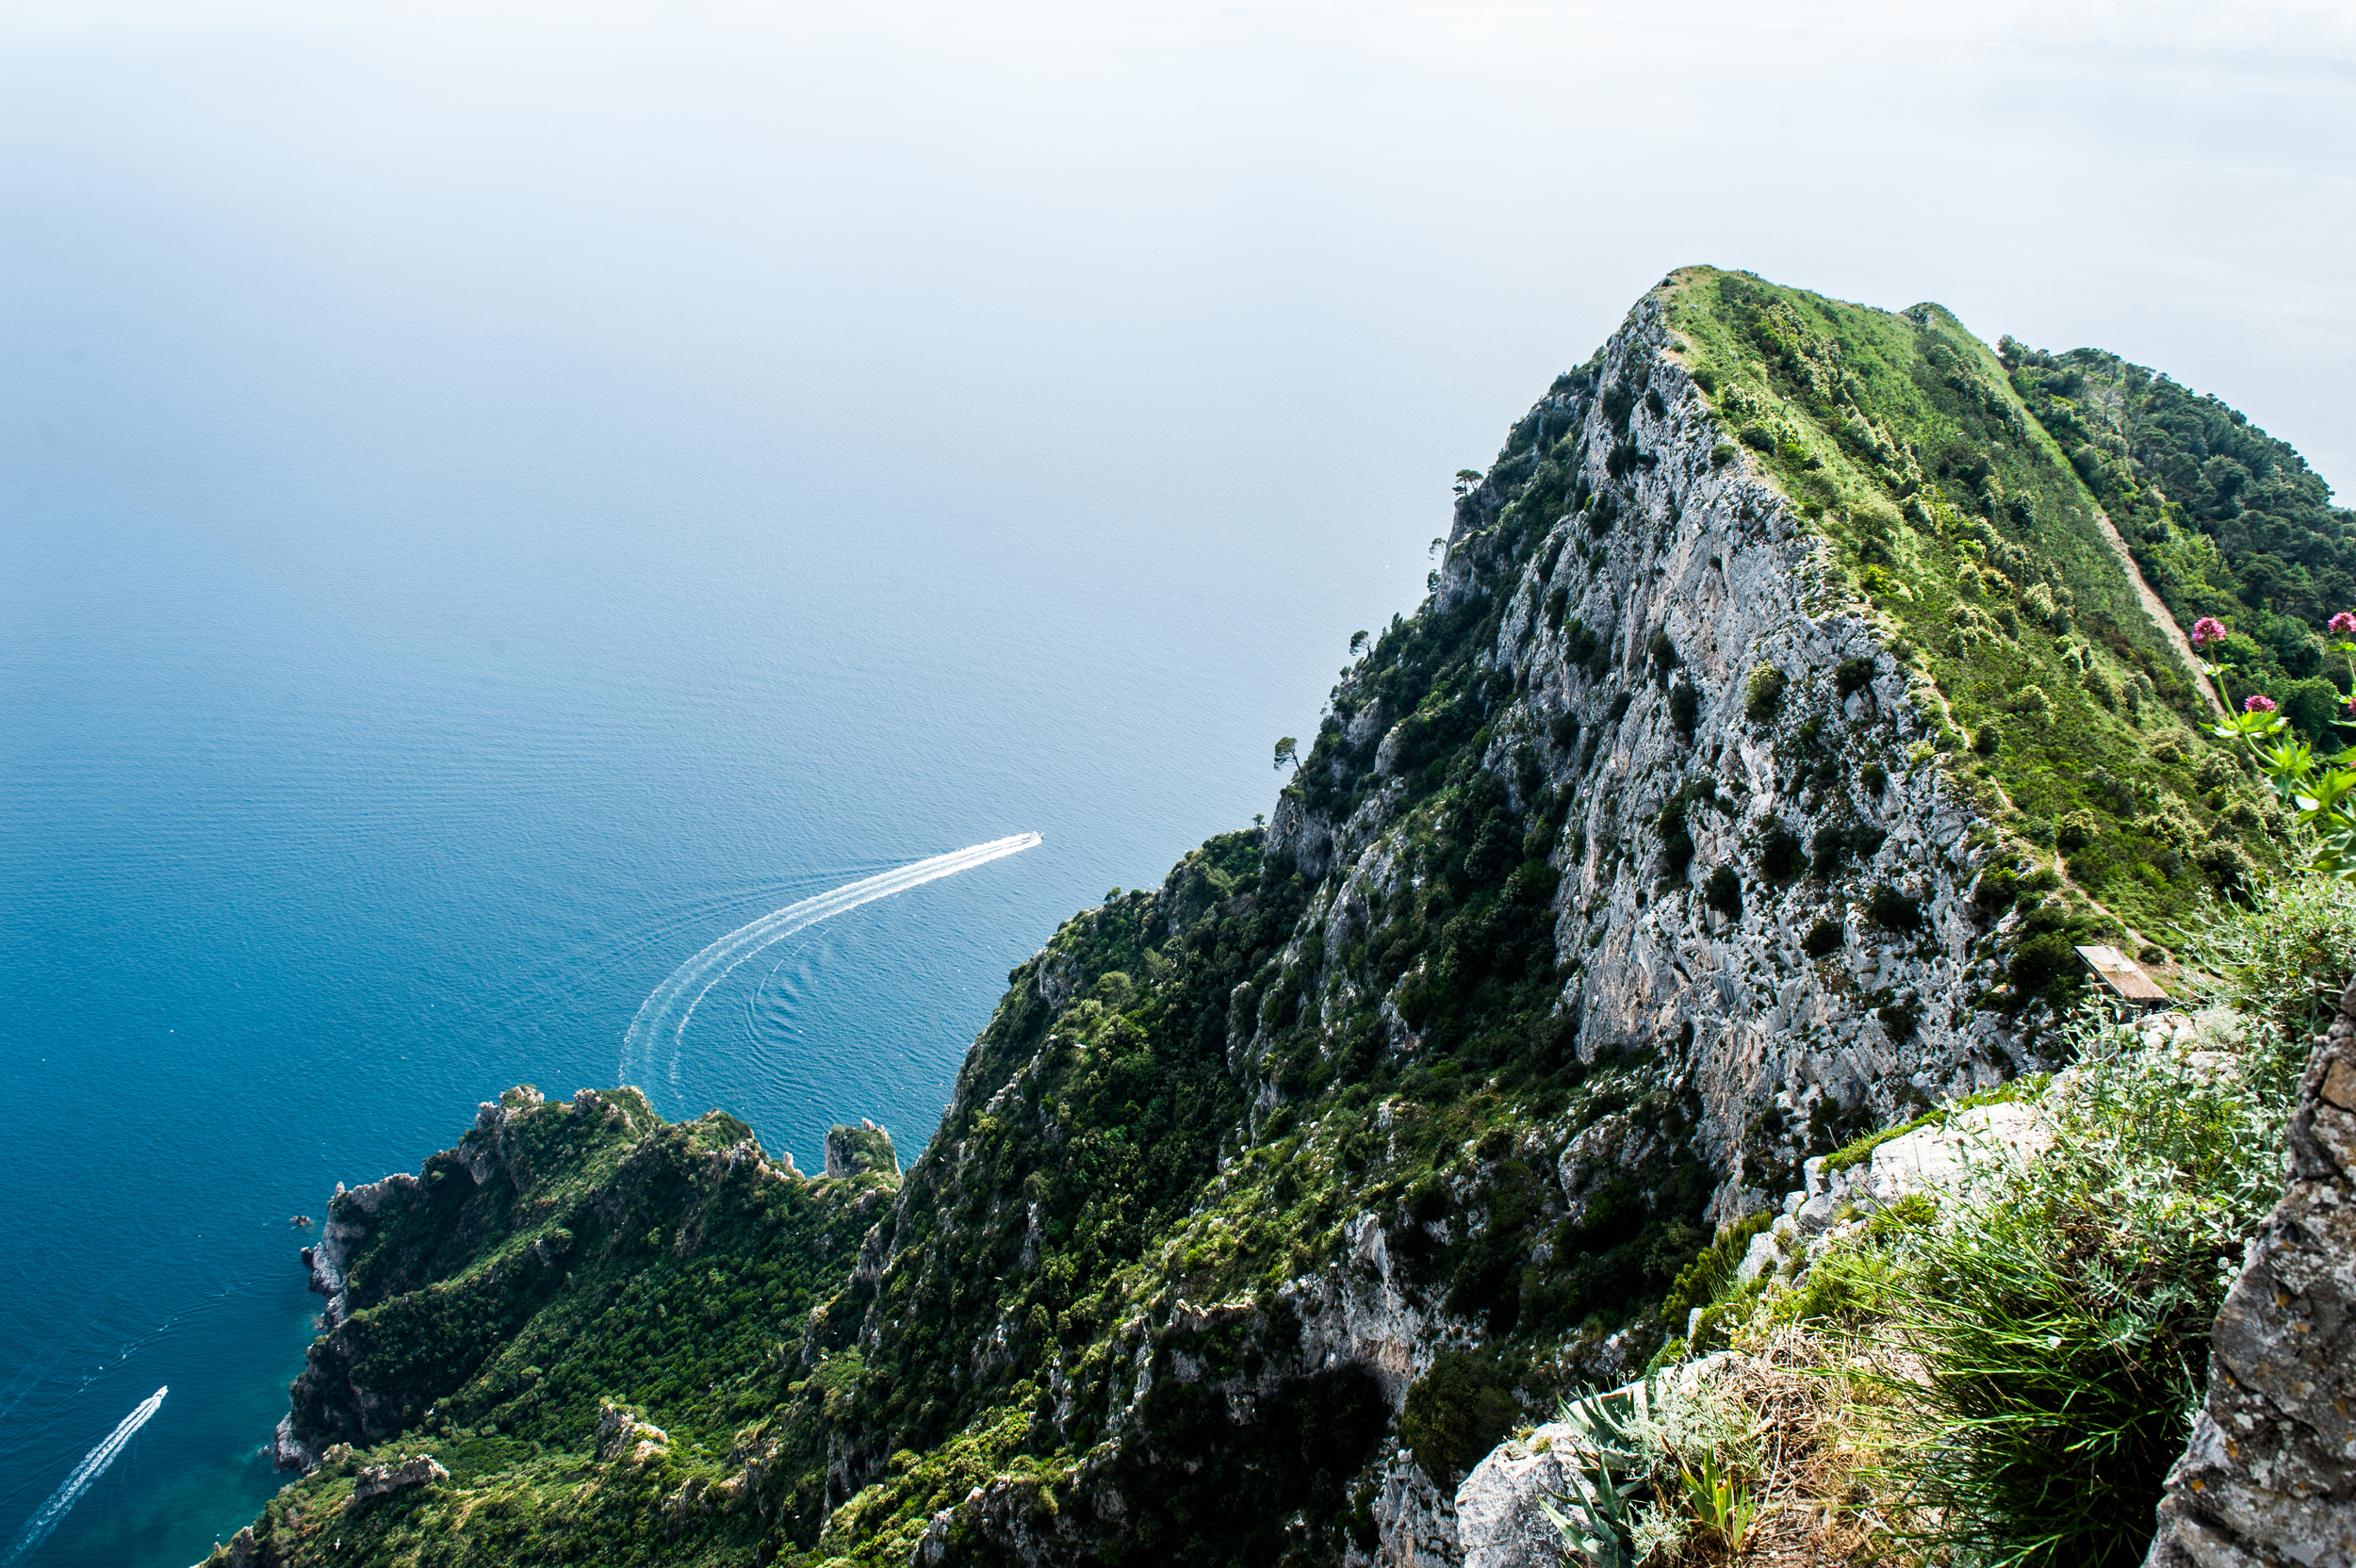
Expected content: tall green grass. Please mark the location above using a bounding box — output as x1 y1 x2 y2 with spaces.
1858 873 2354 1565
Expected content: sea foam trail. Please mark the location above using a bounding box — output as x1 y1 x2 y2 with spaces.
3 1386 166 1566
621 834 1041 1096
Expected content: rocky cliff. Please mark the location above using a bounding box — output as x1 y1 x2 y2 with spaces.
2147 975 2356 1568
224 266 2317 1568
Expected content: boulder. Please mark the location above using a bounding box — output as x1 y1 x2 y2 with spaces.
349 1454 448 1507
2145 977 2356 1568
596 1402 670 1464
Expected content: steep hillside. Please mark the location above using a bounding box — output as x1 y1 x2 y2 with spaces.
217 268 2301 1568
212 1089 899 1567
1999 339 2356 743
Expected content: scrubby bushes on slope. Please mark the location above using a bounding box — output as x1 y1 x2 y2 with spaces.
1682 871 2356 1567
1671 271 2278 935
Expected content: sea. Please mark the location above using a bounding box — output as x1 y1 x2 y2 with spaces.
0 15 1488 1563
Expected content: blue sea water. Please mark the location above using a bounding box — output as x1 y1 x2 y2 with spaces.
0 18 1475 1564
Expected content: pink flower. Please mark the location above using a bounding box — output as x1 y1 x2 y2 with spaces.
2244 694 2278 713
2331 611 2356 637
2190 616 2228 649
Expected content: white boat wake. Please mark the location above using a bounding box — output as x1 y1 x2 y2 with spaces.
621 834 1040 1098
4 1386 166 1566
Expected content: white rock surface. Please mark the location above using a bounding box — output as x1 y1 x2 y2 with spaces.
1453 1427 1586 1568
1859 1099 2050 1205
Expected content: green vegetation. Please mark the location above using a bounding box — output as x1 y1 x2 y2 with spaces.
1399 1348 1523 1483
1669 269 2277 934
2002 339 2356 743
1534 1373 1762 1568
219 268 2351 1568
210 1090 899 1565
1743 871 2356 1567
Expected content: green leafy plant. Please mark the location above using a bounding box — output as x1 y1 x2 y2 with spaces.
1676 1447 1759 1552
1538 1383 1653 1567
2194 611 2356 874
1537 1482 1644 1568
1865 996 2302 1568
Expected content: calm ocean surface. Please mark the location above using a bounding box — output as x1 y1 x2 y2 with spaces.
5 7 2347 1564
0 17 1462 1562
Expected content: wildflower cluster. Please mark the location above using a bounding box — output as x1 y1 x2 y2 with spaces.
2194 611 2356 876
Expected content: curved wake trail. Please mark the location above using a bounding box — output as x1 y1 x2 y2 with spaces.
4 1387 166 1566
622 834 1040 1096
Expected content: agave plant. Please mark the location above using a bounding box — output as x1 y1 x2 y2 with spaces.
1538 1380 1659 1566
1537 1474 1647 1568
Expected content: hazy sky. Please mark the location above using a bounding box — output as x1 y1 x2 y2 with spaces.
5 0 2350 520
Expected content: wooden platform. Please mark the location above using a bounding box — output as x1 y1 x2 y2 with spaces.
2075 943 2170 1008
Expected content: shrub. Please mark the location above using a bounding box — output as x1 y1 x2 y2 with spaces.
1834 657 1874 697
1808 826 1846 880
1864 884 1919 932
1659 799 1695 883
2180 871 2356 1058
1743 663 1787 722
2023 582 2062 629
2055 809 2101 851
1710 441 1738 467
2281 675 2344 744
1668 682 1700 738
1703 865 1742 918
1660 1214 1774 1323
1801 919 1844 958
1757 821 1805 882
1872 1001 2299 1568
2006 930 2077 995
1878 1184 2197 1567
1648 627 1680 676
1974 723 2003 757
1399 1350 1520 1483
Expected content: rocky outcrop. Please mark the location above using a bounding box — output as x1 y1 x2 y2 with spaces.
270 1413 319 1473
1451 1431 1576 1568
1266 281 2026 1239
908 283 2037 1567
595 1403 671 1464
1252 286 2025 1555
348 1455 448 1507
824 1119 899 1180
1452 1361 1729 1568
1733 1095 2053 1294
2146 977 2356 1568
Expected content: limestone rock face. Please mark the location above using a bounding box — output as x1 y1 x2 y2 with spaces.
1736 1097 2053 1289
1274 279 2027 1568
848 277 2045 1563
913 282 2036 1568
2146 977 2356 1568
349 1454 448 1506
1268 281 2028 1243
596 1403 672 1464
1452 1427 1583 1568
